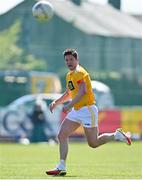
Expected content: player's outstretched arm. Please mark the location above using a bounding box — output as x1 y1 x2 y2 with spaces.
49 89 71 113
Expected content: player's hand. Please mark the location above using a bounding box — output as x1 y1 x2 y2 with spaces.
62 104 72 113
49 101 56 113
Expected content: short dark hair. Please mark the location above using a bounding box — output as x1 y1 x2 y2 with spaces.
63 48 78 59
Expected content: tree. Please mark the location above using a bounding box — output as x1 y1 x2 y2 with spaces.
0 20 47 70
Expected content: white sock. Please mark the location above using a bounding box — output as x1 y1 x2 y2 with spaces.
114 130 123 140
114 131 118 140
60 159 65 166
57 159 66 170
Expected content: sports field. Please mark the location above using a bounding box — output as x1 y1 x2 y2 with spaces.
0 141 142 179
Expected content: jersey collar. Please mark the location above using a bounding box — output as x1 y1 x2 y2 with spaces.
70 64 80 74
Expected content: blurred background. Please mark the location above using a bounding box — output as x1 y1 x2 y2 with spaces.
0 0 142 143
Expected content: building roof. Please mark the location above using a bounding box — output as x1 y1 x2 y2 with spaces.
49 0 142 38
1 0 142 38
0 0 24 15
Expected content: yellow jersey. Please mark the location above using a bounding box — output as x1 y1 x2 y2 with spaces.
66 65 95 110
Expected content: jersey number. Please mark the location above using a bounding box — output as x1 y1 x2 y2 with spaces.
68 81 75 90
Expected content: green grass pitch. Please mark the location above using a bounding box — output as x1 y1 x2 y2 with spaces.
0 141 142 179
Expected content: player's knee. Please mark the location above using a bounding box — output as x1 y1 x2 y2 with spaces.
88 142 98 148
57 131 68 142
57 132 63 142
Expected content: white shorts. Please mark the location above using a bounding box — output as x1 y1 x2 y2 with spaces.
66 105 98 128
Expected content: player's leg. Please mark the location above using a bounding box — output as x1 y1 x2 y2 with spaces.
83 105 131 148
84 127 131 148
46 118 80 176
58 118 80 163
84 126 115 148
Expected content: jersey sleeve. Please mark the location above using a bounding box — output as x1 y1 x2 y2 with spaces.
76 71 88 85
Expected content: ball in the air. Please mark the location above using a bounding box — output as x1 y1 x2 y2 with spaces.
32 1 54 22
